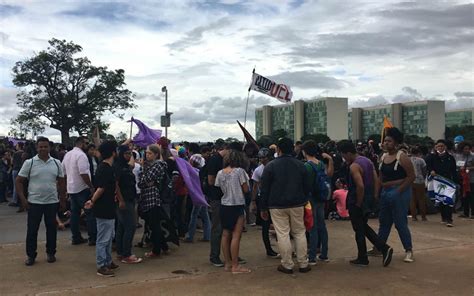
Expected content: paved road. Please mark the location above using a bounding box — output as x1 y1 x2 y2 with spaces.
0 201 473 295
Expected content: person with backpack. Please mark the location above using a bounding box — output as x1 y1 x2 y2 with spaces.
301 140 333 265
337 140 393 267
15 137 66 266
372 128 416 263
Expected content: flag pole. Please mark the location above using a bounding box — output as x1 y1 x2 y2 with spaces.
129 117 133 139
244 67 256 128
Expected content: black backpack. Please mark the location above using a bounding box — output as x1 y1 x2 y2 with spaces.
159 171 175 204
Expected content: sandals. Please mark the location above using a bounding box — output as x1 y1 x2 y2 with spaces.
231 265 251 274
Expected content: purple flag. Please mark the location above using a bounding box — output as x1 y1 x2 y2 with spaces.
128 118 162 148
175 157 209 207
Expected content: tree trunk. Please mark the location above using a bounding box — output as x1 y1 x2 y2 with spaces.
60 128 70 145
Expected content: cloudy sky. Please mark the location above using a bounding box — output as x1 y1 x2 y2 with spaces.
0 0 473 142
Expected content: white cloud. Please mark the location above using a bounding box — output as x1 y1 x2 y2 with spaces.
0 0 473 141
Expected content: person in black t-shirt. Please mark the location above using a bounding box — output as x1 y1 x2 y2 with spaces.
85 141 124 277
207 143 228 267
114 145 142 264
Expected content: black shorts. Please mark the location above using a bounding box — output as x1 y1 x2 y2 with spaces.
220 205 245 231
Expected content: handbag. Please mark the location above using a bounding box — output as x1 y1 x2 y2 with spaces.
304 201 314 231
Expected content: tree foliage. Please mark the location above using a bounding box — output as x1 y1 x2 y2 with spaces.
257 135 274 148
404 135 434 146
12 38 135 144
445 125 474 142
9 114 45 139
301 134 331 144
271 129 288 140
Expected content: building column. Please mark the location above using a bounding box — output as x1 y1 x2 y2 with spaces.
294 100 304 142
262 105 273 136
351 108 363 141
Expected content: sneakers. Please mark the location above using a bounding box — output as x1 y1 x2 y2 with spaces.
210 258 225 267
446 222 454 227
317 255 330 262
47 254 56 263
308 259 317 266
367 248 382 257
277 264 293 274
25 257 35 266
121 255 143 264
108 261 120 270
382 247 393 267
97 266 115 277
350 258 369 267
404 250 414 263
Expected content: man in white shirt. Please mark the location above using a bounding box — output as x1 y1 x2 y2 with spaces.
62 136 96 245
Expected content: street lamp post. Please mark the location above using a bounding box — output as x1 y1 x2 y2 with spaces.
161 86 169 138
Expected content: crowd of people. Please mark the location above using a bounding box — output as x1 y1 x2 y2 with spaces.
0 129 472 277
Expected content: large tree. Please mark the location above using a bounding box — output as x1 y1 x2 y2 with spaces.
12 38 135 144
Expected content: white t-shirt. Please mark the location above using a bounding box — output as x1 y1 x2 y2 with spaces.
215 167 249 206
133 163 141 194
252 164 264 183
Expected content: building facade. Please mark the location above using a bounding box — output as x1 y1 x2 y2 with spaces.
255 98 454 142
445 108 474 127
255 97 348 142
349 100 445 140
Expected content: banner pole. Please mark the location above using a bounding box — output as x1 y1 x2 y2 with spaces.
129 117 133 139
244 67 256 128
243 90 251 128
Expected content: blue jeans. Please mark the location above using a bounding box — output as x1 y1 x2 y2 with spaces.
378 186 413 251
186 205 211 241
70 189 96 243
11 170 19 204
96 218 115 268
308 201 329 260
116 200 137 258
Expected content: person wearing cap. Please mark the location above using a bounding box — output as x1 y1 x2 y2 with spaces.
425 139 458 227
260 137 312 274
250 148 279 258
183 154 211 243
454 136 464 151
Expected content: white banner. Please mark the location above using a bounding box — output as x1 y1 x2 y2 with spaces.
249 72 293 103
